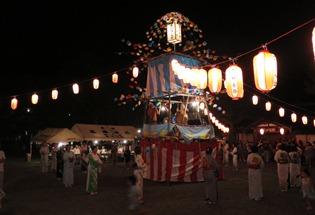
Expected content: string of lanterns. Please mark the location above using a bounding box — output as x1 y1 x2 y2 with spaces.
250 93 315 127
4 17 315 114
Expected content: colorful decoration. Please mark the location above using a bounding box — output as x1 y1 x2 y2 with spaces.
253 50 277 93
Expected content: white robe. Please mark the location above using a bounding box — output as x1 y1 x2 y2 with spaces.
247 153 264 200
63 151 75 187
274 149 289 191
232 147 238 169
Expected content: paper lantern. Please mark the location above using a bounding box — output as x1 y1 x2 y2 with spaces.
72 83 79 94
132 66 139 78
313 27 315 60
279 107 285 117
259 128 265 135
265 101 271 111
291 113 297 123
280 128 284 135
313 119 315 127
32 93 38 104
252 95 258 105
198 69 208 89
167 18 182 45
253 50 277 92
208 67 222 93
51 89 58 100
224 64 244 100
302 116 308 125
204 108 208 116
225 127 230 133
112 73 118 84
11 98 18 110
93 78 99 90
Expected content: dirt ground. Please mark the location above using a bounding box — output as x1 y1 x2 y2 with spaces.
0 158 313 215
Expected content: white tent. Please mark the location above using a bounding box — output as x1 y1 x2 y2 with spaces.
32 128 82 144
71 123 138 142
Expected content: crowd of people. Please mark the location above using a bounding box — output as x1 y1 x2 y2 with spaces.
202 138 315 211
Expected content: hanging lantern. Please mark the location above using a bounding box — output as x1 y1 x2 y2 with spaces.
72 83 79 94
198 69 207 89
93 78 100 90
279 107 285 117
112 73 118 84
265 101 271 111
312 27 315 60
51 89 58 100
291 113 297 123
280 128 285 135
253 50 277 92
204 108 208 116
259 128 265 135
252 95 258 105
208 67 222 93
11 98 18 110
132 66 139 78
167 18 182 45
31 93 38 104
224 64 244 100
313 119 315 127
302 116 308 125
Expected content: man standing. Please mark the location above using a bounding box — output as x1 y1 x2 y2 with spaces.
223 142 230 166
274 144 290 192
231 144 238 170
288 146 301 188
211 141 224 180
202 147 219 205
40 143 49 173
0 146 6 190
247 145 264 201
63 145 75 188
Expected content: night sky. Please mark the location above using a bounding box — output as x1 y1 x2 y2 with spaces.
1 1 315 138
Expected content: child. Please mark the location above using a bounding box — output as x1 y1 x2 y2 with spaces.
133 163 144 204
128 175 140 211
300 168 315 211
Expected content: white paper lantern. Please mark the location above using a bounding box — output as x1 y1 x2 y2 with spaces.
280 128 285 135
265 101 271 111
72 83 79 94
167 18 182 45
279 107 285 117
112 73 118 84
204 108 208 116
224 64 244 100
313 119 315 127
32 93 39 104
51 89 58 100
259 128 265 135
132 66 139 78
11 98 18 110
208 67 222 93
93 78 100 89
302 116 308 125
291 113 297 123
252 95 258 105
312 27 315 60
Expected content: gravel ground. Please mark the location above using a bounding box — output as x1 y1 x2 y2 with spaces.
0 159 312 215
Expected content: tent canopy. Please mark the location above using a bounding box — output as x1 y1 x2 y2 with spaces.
32 128 82 144
71 123 138 142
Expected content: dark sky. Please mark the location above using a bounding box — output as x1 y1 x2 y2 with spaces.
1 1 315 135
